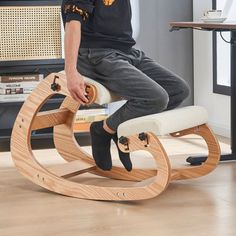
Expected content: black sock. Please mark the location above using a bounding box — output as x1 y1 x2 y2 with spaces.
90 120 112 171
112 133 132 172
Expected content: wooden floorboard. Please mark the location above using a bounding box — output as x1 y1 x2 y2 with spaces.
0 135 235 236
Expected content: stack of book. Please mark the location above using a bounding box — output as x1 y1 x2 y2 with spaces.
73 106 109 132
0 74 44 102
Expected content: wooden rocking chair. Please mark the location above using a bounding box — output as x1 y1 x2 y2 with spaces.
11 72 221 201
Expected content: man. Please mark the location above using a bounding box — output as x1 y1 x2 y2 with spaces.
61 0 190 172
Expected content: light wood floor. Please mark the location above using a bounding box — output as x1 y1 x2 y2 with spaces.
0 135 235 236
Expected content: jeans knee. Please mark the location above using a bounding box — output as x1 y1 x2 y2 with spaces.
156 91 169 111
179 80 191 101
145 91 169 114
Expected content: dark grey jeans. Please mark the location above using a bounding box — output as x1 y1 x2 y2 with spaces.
77 48 190 131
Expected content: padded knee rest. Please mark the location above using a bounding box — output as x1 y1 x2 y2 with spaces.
117 106 208 137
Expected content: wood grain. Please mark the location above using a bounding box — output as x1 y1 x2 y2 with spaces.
170 21 236 30
48 160 96 179
31 108 71 131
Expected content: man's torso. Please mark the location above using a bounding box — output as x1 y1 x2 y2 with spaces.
61 0 136 52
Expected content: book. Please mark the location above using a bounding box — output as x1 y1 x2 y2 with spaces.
74 107 109 132
74 114 109 123
0 74 43 95
75 108 109 123
0 74 44 101
0 74 44 83
0 94 29 102
73 122 91 133
0 81 41 95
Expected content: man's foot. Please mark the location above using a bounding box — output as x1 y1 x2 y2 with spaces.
112 133 132 172
90 121 113 171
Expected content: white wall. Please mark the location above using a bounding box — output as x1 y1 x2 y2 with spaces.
130 0 140 40
137 0 193 106
216 0 236 87
193 0 230 137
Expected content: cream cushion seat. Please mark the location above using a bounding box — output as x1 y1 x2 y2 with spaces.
59 71 121 105
117 106 208 137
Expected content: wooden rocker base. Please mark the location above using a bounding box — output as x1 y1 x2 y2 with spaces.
11 73 221 201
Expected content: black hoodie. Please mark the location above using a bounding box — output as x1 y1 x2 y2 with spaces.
61 0 136 52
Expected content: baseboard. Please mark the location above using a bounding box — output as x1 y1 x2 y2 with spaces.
208 122 230 138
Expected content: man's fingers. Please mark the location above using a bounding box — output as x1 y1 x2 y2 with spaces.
80 92 89 103
77 86 89 103
80 83 89 102
75 88 89 104
69 84 89 104
71 91 86 105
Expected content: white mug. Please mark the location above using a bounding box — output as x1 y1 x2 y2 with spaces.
204 10 222 19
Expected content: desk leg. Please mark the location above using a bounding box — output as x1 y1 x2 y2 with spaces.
187 30 236 165
231 30 236 154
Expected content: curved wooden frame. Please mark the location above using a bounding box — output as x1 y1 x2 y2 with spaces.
10 73 221 201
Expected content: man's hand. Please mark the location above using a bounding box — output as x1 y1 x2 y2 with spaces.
66 70 89 105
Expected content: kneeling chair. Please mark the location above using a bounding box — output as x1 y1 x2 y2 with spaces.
11 72 221 201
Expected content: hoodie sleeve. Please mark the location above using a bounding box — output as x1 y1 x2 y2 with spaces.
61 0 95 24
